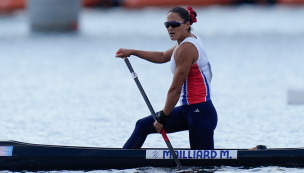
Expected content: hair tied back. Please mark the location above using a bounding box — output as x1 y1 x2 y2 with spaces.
186 6 197 25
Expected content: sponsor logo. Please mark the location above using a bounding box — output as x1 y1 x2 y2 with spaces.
0 146 13 156
146 150 237 159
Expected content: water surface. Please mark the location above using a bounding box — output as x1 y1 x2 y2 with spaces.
1 5 304 172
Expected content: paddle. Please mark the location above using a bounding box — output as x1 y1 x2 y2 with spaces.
121 56 182 168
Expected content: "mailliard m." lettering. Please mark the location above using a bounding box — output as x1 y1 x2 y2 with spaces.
220 151 229 159
163 151 171 159
150 150 237 160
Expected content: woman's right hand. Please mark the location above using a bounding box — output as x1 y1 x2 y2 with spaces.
115 48 134 58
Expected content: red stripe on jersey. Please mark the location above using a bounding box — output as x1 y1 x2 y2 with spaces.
186 63 207 105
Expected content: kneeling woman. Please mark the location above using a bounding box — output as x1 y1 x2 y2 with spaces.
116 6 217 150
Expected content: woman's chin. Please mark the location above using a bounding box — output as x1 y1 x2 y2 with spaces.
169 36 177 40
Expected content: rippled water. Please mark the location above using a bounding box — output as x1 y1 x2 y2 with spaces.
1 5 304 172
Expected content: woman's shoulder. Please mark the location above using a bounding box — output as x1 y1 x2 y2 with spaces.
181 34 206 52
174 41 198 61
176 41 196 50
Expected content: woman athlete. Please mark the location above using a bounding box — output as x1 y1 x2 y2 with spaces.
115 6 218 150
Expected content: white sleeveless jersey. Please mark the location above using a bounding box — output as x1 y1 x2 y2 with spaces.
170 35 212 105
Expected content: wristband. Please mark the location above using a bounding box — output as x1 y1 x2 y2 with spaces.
156 110 170 125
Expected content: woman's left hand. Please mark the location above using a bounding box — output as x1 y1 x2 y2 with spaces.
153 120 164 133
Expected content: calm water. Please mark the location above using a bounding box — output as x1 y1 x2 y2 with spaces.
1 5 304 172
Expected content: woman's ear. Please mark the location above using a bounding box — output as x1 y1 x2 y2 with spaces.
186 21 191 30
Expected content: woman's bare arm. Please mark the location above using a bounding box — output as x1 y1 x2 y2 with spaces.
163 42 198 115
116 46 176 63
153 42 198 132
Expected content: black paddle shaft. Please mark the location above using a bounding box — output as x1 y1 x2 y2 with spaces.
123 58 182 168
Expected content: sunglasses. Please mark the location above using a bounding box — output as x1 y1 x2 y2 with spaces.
164 21 186 28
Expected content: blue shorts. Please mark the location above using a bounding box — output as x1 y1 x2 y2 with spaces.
123 100 218 150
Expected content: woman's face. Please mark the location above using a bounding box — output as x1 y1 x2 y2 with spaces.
165 12 189 41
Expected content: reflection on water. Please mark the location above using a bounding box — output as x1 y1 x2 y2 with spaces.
98 166 217 173
1 5 304 173
84 166 304 172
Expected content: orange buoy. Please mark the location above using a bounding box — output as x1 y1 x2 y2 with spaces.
278 0 304 4
122 0 238 8
0 0 25 14
83 0 103 7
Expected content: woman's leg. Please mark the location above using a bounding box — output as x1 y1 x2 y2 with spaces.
122 115 155 149
123 106 189 149
185 101 218 150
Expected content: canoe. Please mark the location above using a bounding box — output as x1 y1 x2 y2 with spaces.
1 140 304 171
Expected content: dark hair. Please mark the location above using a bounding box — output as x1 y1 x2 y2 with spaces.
168 7 197 32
